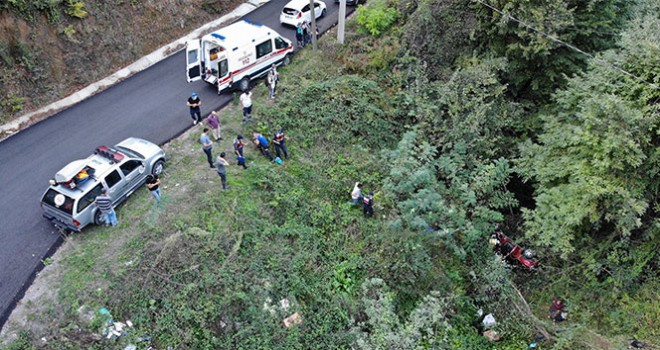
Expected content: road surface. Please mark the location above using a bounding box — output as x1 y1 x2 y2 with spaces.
0 0 354 328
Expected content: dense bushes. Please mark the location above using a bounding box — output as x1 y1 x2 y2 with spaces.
264 74 399 150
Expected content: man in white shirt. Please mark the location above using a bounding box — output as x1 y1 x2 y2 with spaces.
240 90 253 124
351 182 362 206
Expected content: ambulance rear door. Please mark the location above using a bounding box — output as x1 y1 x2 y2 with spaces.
186 40 202 82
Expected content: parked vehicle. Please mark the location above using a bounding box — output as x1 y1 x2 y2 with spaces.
280 0 327 27
334 0 364 6
40 137 166 232
186 19 293 93
489 225 539 269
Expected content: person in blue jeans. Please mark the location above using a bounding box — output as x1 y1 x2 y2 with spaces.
273 129 288 159
351 182 362 206
200 128 214 168
253 131 274 161
145 174 161 204
95 188 118 226
187 93 202 125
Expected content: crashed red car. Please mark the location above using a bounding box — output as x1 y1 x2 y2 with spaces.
489 226 539 269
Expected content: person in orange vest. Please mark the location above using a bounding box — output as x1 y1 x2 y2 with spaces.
362 191 374 217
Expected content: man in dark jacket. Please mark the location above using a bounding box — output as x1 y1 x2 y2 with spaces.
362 191 374 218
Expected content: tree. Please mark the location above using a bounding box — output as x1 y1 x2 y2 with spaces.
472 0 629 101
384 131 515 258
517 3 660 258
401 0 478 80
351 278 454 349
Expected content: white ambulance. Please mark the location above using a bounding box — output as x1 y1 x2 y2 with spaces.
185 19 294 93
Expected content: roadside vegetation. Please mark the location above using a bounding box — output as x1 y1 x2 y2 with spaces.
2 0 659 348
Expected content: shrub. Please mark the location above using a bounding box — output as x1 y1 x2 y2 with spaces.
262 74 398 150
65 0 87 18
356 0 399 36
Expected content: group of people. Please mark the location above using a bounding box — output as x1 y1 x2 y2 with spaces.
199 126 291 189
351 182 375 218
295 21 318 49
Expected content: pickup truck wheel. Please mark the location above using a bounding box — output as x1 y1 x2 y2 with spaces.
94 210 105 226
239 77 250 92
152 159 165 176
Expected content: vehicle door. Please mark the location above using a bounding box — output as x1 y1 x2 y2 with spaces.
103 169 124 204
186 40 202 82
302 3 311 22
76 183 104 227
313 2 321 18
119 159 146 197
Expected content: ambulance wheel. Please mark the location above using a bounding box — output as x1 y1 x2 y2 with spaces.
94 210 104 226
282 54 291 66
239 77 251 92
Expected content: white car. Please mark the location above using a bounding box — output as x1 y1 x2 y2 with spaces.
280 0 327 27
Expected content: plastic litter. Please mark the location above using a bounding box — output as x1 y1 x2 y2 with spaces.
279 298 290 310
98 307 134 341
483 329 500 341
482 313 496 328
283 312 302 328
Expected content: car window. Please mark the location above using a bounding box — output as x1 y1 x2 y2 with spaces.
283 7 297 15
42 189 74 215
120 160 142 176
219 59 229 77
302 4 310 11
77 184 103 214
105 170 122 188
314 2 320 8
275 37 288 50
187 49 198 64
256 40 273 59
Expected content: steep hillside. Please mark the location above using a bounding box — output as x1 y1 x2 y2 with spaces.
0 0 241 125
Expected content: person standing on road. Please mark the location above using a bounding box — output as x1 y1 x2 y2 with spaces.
253 130 274 161
187 92 202 125
206 110 222 141
362 191 374 218
302 21 311 46
240 90 253 124
272 128 288 159
296 23 304 48
200 128 214 168
95 188 117 226
145 174 161 204
233 135 248 169
215 152 230 190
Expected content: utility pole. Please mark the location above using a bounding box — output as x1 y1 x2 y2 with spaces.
337 0 346 44
308 0 318 50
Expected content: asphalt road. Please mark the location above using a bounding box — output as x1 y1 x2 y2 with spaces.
0 0 354 328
